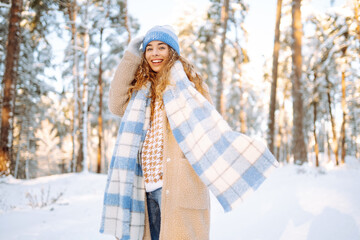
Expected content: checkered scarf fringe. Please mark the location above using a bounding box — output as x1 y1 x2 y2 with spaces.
100 61 279 239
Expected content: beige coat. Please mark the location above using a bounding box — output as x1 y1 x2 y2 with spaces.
109 51 211 240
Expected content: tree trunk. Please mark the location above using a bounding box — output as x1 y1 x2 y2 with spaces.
234 65 246 134
313 106 319 167
340 70 346 164
24 119 30 179
122 0 131 43
97 28 104 174
355 0 360 40
326 131 332 162
277 80 290 163
325 74 339 165
232 9 248 134
14 122 22 178
339 46 348 164
238 87 247 134
268 0 283 154
276 96 285 162
312 73 319 167
233 42 247 134
0 0 23 176
67 0 79 173
275 127 281 161
76 34 83 171
82 0 90 173
291 0 307 165
76 88 83 172
352 110 359 159
216 0 230 116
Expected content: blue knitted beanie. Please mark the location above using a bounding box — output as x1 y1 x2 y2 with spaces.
142 25 180 55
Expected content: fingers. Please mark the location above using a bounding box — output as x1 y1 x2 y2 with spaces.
130 35 145 47
127 35 145 57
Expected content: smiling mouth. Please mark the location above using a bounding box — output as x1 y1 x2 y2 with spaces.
151 59 163 64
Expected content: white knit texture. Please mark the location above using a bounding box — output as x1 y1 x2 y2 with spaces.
141 100 164 192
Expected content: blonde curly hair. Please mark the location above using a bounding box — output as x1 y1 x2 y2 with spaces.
128 46 207 120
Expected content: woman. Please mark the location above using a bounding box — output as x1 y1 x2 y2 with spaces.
100 25 278 240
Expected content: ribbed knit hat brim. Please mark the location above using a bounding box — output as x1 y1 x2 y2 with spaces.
142 25 180 55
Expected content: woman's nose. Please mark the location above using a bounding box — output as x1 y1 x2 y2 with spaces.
152 48 159 56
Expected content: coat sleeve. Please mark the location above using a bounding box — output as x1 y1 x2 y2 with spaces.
108 51 142 117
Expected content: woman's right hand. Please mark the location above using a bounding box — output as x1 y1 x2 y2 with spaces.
127 35 145 57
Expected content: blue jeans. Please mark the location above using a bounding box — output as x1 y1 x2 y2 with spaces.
146 188 162 240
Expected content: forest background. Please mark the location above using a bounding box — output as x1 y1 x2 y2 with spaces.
0 0 359 179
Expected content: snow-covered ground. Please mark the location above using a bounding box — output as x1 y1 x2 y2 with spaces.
1 156 360 240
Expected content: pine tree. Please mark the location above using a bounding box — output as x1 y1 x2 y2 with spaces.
0 0 23 176
14 0 56 178
268 0 283 154
305 5 358 165
177 0 251 130
216 0 230 116
291 0 307 165
58 0 139 173
34 119 63 177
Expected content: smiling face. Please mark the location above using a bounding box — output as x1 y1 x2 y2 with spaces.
145 41 170 73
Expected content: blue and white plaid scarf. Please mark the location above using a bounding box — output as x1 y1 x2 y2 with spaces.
100 61 279 239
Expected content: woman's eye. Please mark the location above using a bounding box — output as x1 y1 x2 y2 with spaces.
146 48 152 51
160 47 165 50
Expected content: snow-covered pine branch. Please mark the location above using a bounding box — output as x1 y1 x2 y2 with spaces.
0 2 11 8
